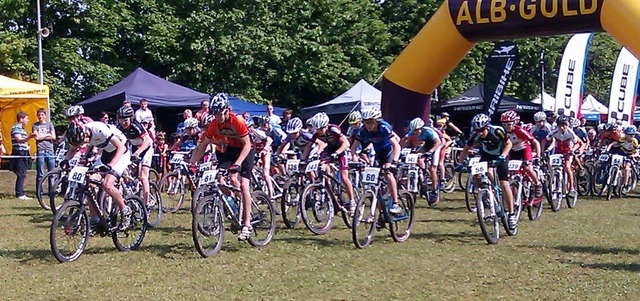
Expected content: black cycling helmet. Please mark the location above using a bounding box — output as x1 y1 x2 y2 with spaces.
116 106 135 119
66 123 85 147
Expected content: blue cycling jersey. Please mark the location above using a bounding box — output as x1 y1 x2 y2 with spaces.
355 120 394 151
405 126 440 149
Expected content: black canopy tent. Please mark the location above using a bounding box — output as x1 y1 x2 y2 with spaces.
437 84 541 127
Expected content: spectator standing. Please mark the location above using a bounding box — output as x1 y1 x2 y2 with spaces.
135 99 155 132
11 112 35 200
176 109 193 134
266 104 281 127
0 122 5 166
32 108 56 200
122 99 132 108
195 99 209 120
99 111 110 124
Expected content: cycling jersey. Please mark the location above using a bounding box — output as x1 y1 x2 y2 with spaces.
530 123 552 143
205 113 249 149
264 125 287 149
616 136 638 155
117 120 149 149
600 129 624 145
405 126 440 149
346 125 363 140
85 122 125 153
355 120 395 151
467 125 508 156
574 126 588 143
179 133 200 151
507 125 534 151
546 128 577 154
311 124 344 154
283 131 313 151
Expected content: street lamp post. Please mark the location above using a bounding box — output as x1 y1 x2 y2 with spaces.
36 0 44 85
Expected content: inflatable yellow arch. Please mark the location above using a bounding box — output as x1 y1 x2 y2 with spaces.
383 0 640 130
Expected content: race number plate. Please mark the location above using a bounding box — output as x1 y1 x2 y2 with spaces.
599 154 610 162
469 157 480 165
585 149 593 156
508 160 522 171
68 166 88 183
549 154 563 167
362 167 380 184
286 159 300 173
198 169 218 186
471 162 488 176
400 148 411 157
611 155 624 167
170 154 184 164
305 160 320 173
405 154 419 164
198 162 212 172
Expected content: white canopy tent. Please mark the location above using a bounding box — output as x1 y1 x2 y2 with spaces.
581 94 608 121
530 91 555 112
302 79 381 117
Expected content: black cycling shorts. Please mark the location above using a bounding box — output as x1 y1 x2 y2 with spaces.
216 146 255 179
480 152 509 181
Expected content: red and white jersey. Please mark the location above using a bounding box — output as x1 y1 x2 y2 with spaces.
546 128 578 153
249 128 269 152
507 125 534 151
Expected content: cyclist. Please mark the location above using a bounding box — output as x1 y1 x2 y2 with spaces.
434 119 453 190
252 115 276 200
607 126 639 189
276 117 324 158
190 93 255 241
350 108 402 214
588 128 598 149
456 114 516 231
402 117 442 205
346 111 374 164
438 112 464 137
500 110 543 202
116 106 154 208
256 115 287 152
62 122 132 230
545 116 579 197
530 111 553 152
172 117 200 152
302 112 356 214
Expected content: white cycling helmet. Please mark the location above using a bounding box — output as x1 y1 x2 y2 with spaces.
310 112 329 129
471 113 490 129
361 108 382 120
409 118 425 132
65 105 85 118
348 111 362 124
184 117 199 128
533 111 547 122
285 117 303 133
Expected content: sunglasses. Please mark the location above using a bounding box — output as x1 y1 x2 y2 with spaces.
475 127 488 133
502 122 514 126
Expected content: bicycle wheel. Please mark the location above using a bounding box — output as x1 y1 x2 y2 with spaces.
442 164 456 193
149 168 161 185
248 191 276 247
389 190 414 243
300 184 334 235
42 169 67 214
606 167 618 201
159 171 185 213
352 190 377 249
192 195 224 258
280 178 301 229
576 167 591 197
146 182 162 228
112 195 147 251
50 200 89 263
549 172 562 212
337 183 355 229
510 180 523 222
464 174 477 213
457 172 465 191
593 163 607 197
527 184 543 221
476 190 499 244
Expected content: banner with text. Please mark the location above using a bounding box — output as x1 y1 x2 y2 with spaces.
554 33 592 118
483 41 518 118
607 48 640 126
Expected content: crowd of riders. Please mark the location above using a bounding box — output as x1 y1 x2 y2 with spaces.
55 93 640 245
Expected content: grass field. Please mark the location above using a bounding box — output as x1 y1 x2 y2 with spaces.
1 171 639 300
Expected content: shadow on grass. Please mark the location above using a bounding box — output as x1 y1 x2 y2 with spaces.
151 225 191 234
578 262 640 272
417 218 475 225
411 230 478 244
555 245 640 256
271 236 346 247
0 248 53 264
139 242 203 258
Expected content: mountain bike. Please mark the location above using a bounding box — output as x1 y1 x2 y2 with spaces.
50 165 147 263
191 169 276 257
352 165 414 248
120 162 162 227
469 160 513 244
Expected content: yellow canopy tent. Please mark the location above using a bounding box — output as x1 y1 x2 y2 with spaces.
0 75 49 154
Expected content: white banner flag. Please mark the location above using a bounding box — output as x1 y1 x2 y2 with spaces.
608 48 640 126
554 33 592 119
